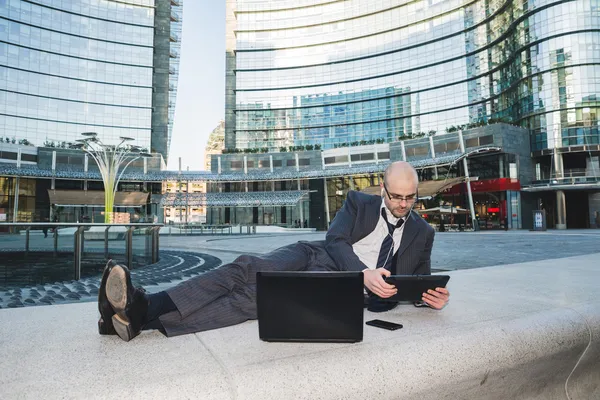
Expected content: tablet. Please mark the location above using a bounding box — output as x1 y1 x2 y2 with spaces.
379 275 450 302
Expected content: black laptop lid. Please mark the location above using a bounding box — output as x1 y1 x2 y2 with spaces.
256 271 364 343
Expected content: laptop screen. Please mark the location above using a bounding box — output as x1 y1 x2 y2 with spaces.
256 271 364 343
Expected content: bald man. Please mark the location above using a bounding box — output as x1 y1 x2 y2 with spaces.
98 162 450 342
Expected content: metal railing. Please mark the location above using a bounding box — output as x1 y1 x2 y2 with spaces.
0 223 162 281
535 168 599 179
162 223 257 235
531 174 600 186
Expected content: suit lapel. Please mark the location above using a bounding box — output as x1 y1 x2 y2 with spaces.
363 197 383 238
396 211 421 259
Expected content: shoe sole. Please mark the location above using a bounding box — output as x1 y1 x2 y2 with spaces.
106 266 134 342
98 260 118 335
111 314 135 342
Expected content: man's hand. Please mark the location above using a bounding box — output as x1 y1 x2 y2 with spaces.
422 287 450 309
363 268 397 298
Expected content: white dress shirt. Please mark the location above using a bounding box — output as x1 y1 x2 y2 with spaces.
352 198 406 270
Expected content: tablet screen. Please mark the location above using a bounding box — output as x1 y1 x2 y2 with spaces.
379 275 450 302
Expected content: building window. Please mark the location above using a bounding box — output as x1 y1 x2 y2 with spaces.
231 161 243 169
286 159 296 167
446 141 460 151
434 144 447 154
479 135 494 146
272 159 282 167
259 159 270 168
0 151 18 160
21 154 38 162
324 155 349 164
408 146 428 156
299 158 310 166
351 153 374 161
247 160 254 168
377 152 390 160
465 138 479 148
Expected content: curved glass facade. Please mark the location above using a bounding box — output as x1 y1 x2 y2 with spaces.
0 0 179 157
227 0 600 151
168 0 183 153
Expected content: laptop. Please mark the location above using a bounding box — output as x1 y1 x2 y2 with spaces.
256 271 364 343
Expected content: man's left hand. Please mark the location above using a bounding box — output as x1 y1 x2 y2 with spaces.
422 287 449 310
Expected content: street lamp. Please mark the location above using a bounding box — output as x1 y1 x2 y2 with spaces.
77 133 151 223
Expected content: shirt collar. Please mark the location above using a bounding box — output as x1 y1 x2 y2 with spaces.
380 198 406 226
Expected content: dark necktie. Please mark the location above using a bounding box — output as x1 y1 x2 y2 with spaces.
367 210 405 313
376 208 404 271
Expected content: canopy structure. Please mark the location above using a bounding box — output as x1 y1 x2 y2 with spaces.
0 146 501 182
360 177 467 198
47 190 149 207
159 191 309 208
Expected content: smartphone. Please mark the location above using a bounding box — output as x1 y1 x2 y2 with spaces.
365 319 403 331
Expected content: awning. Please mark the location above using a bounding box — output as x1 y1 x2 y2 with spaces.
360 177 467 198
47 190 149 207
416 177 467 197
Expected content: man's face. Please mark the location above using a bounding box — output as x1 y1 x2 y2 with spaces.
381 178 418 218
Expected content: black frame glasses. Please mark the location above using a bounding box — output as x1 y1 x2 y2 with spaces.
383 182 417 203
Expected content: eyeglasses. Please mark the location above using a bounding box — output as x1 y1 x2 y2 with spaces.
383 182 417 203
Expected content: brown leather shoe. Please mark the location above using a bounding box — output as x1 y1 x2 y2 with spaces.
98 260 117 335
105 264 148 342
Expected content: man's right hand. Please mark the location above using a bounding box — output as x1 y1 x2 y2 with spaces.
363 268 398 298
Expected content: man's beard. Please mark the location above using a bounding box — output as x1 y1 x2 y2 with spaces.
391 208 409 218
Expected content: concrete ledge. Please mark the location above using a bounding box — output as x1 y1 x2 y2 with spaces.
0 254 599 399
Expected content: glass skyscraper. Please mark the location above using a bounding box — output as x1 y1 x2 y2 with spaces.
226 0 600 153
0 0 181 161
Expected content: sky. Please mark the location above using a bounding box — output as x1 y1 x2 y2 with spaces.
166 1 226 171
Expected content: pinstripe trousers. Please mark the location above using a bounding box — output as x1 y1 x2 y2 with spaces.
159 240 339 337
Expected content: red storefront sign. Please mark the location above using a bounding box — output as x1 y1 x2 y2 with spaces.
442 178 521 195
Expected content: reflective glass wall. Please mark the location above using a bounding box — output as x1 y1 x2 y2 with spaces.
227 0 600 151
0 0 156 149
168 0 183 153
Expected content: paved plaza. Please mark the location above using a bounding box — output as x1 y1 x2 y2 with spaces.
158 229 600 272
1 229 599 309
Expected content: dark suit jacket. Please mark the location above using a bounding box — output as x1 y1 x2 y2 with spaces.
325 190 434 275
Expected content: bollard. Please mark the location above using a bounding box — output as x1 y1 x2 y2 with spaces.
73 226 85 280
25 227 30 256
125 226 135 269
152 227 160 264
145 227 152 260
104 226 110 260
53 227 58 257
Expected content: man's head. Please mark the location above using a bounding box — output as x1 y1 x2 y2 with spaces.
380 161 419 218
